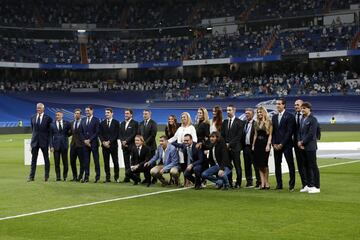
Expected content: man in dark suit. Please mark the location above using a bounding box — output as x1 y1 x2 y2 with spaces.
99 108 120 183
80 105 101 183
138 109 157 183
201 132 232 190
293 99 307 191
272 98 296 191
174 134 205 190
138 109 157 154
221 104 245 188
28 103 52 182
298 102 320 194
242 108 261 188
125 135 152 186
50 111 71 181
119 108 138 182
69 108 84 181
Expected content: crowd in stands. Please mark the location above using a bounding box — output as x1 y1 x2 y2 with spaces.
275 24 357 55
0 0 357 28
0 38 79 64
1 72 359 100
1 22 357 64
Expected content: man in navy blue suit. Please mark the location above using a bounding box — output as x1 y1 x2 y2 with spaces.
272 98 296 191
297 102 320 194
173 134 205 190
50 111 71 181
28 103 53 182
80 106 101 183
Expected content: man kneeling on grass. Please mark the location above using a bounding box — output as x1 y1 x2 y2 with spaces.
144 135 180 186
201 132 232 190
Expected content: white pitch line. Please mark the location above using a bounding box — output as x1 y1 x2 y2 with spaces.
0 187 190 222
1 159 359 222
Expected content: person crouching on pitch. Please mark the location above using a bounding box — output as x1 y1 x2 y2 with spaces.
144 135 180 186
201 132 232 190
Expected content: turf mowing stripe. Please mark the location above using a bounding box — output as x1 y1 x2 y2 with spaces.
0 159 359 221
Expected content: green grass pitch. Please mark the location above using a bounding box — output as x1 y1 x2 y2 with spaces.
0 132 359 239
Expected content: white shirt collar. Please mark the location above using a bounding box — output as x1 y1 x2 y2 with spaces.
279 110 285 115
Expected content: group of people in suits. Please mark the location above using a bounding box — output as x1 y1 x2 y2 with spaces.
28 98 320 193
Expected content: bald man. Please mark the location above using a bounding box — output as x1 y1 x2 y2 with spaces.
28 103 53 182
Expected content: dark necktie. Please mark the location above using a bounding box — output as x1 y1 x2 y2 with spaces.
244 122 249 133
36 115 41 126
107 119 111 128
75 120 79 129
228 118 232 131
58 121 63 131
297 113 301 129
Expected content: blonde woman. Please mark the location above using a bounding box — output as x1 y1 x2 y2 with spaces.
168 112 198 144
169 112 197 186
252 106 273 190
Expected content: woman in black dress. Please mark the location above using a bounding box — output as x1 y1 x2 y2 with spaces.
195 107 210 147
252 106 273 190
165 115 180 139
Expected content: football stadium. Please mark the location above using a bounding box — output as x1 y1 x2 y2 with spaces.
0 0 360 239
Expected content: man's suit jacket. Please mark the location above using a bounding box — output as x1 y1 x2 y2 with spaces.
298 114 318 151
208 139 231 170
119 119 138 150
242 120 255 147
137 119 157 151
149 144 179 172
70 119 83 148
293 112 303 144
221 117 245 151
49 120 71 151
99 119 120 148
80 116 100 147
272 110 295 149
172 142 204 167
130 145 151 166
30 114 52 148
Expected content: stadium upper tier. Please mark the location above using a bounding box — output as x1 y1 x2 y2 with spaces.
0 0 358 28
0 24 359 64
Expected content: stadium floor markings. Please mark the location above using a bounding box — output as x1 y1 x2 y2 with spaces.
0 159 359 222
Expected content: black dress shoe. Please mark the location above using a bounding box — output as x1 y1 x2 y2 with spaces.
123 178 130 183
133 181 139 185
94 179 99 183
146 182 151 187
234 183 241 189
289 188 295 192
151 178 157 184
81 178 89 183
141 179 148 184
275 186 283 190
70 178 77 182
56 179 61 182
63 178 67 182
27 178 34 182
45 178 49 182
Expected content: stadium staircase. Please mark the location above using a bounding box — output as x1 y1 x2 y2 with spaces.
119 5 129 28
80 44 89 64
259 30 278 56
350 31 360 49
239 0 258 22
323 0 335 14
